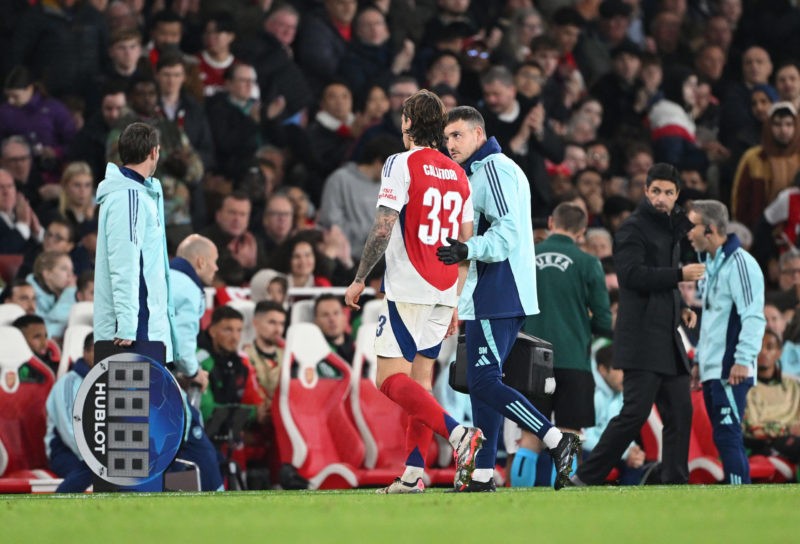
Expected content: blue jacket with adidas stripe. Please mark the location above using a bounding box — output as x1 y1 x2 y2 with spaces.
94 163 178 362
695 234 765 382
458 137 539 320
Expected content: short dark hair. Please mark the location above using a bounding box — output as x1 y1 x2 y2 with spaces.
529 35 559 54
211 305 244 325
118 122 160 165
402 89 447 148
205 11 236 34
223 62 253 82
221 191 251 210
12 314 45 330
156 51 184 72
645 162 681 189
47 216 77 244
314 293 342 315
0 279 32 303
77 270 94 293
596 345 614 370
360 134 404 165
4 65 34 90
603 195 635 217
572 167 603 187
152 9 183 28
109 28 142 46
551 203 587 233
446 105 486 132
254 300 286 316
84 332 94 352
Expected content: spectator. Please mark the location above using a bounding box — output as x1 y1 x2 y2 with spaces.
273 234 333 290
75 270 93 302
573 167 604 219
743 328 800 463
106 76 204 188
775 61 800 112
295 0 358 95
353 84 391 136
18 216 77 280
201 192 268 287
155 52 215 170
731 102 800 230
575 0 635 86
425 51 461 92
205 63 261 182
66 83 127 182
101 29 148 92
585 227 614 259
318 135 403 260
234 3 312 122
45 332 95 492
12 313 59 376
590 41 643 143
195 12 238 98
583 345 649 485
0 167 42 254
339 6 414 99
0 66 78 183
258 192 295 259
694 44 728 100
514 61 546 105
245 300 287 410
647 67 708 171
586 140 611 175
480 66 564 222
0 278 36 314
198 305 265 423
649 10 693 70
55 162 97 238
351 75 418 161
1 135 47 210
10 0 105 100
26 250 76 340
306 81 358 193
601 195 636 235
314 294 355 364
498 8 545 65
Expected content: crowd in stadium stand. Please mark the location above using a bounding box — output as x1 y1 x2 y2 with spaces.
2 0 800 489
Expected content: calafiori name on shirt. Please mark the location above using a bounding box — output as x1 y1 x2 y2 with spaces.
423 164 458 180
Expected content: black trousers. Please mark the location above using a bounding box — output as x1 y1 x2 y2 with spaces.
576 369 692 485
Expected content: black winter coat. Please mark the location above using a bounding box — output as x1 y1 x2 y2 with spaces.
613 198 694 375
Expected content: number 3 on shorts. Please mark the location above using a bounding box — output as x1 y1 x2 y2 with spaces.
376 315 387 337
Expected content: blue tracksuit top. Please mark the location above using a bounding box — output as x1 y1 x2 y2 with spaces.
458 137 539 320
94 163 178 362
696 234 766 381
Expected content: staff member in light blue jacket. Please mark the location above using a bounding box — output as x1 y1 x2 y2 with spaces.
438 106 580 491
687 200 766 485
94 122 178 362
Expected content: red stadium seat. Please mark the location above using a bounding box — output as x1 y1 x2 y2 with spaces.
0 327 56 478
272 323 397 489
0 254 23 285
688 389 724 483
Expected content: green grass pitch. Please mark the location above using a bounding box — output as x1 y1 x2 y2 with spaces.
2 485 797 544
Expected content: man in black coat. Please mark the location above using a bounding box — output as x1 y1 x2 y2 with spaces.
570 163 706 486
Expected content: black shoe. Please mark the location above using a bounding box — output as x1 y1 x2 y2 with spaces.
449 478 497 493
549 432 581 491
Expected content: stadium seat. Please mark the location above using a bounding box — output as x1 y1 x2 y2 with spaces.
0 327 55 476
687 389 725 483
273 323 399 489
249 269 285 303
0 254 23 285
0 303 25 326
67 301 93 327
289 299 315 325
226 299 256 350
58 324 93 379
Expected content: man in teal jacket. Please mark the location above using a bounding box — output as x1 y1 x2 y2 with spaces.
439 106 580 491
515 202 612 486
687 199 766 485
94 122 179 362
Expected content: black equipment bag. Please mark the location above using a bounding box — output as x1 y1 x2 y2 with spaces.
449 331 555 400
